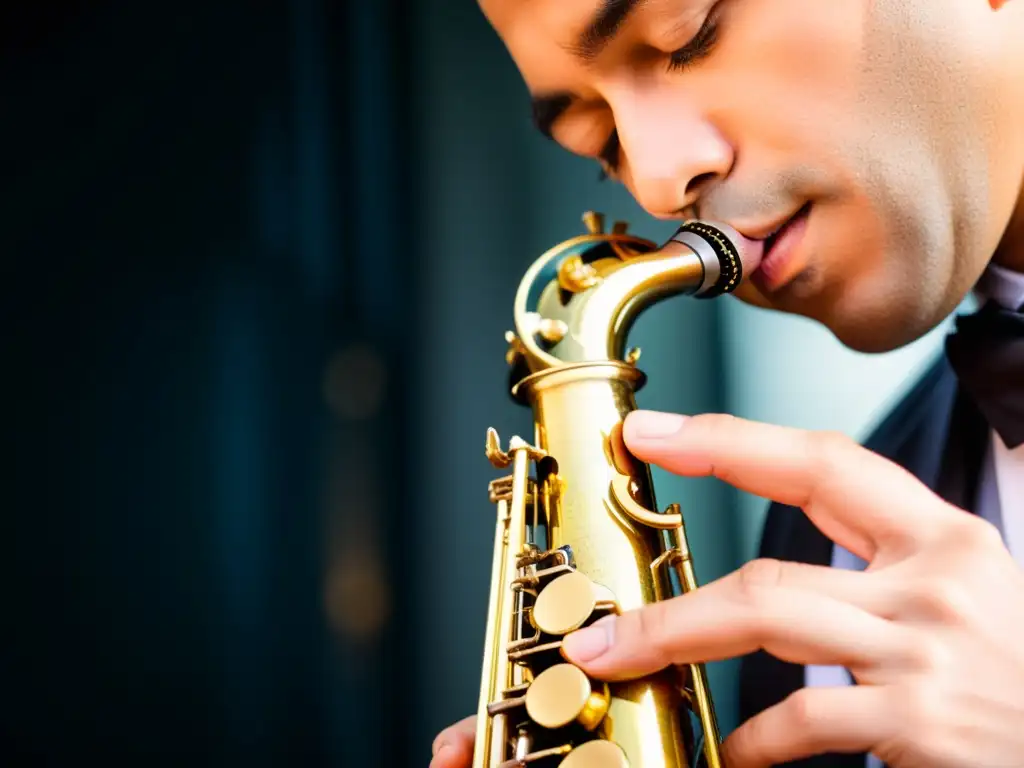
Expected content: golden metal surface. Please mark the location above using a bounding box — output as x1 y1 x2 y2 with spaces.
505 330 526 367
561 740 630 768
511 223 701 370
609 474 683 530
536 317 569 345
582 210 605 234
525 664 609 731
531 571 597 635
557 254 603 293
473 212 726 768
496 744 573 767
486 427 511 469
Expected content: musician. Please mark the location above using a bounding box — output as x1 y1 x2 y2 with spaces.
431 0 1024 765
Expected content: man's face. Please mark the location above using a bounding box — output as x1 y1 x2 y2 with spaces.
478 0 1024 352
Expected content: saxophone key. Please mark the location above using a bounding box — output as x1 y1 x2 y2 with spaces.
590 583 620 614
524 663 610 731
559 740 629 768
531 571 597 635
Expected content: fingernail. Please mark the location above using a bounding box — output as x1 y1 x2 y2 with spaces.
432 741 448 758
563 616 615 662
626 411 688 440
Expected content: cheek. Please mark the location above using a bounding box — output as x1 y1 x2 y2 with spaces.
716 2 973 283
703 0 869 154
845 0 1004 301
801 159 959 349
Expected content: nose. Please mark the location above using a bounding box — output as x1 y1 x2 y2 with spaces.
613 96 733 219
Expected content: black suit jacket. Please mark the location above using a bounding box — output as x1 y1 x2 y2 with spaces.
735 353 988 767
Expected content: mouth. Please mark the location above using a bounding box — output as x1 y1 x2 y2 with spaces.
748 202 812 294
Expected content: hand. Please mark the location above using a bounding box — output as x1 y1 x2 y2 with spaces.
555 411 1024 767
430 715 475 768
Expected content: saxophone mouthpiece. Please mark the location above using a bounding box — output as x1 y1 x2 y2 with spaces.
665 220 763 298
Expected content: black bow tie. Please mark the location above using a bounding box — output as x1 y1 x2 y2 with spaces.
944 300 1024 449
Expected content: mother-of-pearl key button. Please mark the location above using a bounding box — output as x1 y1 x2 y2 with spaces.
560 740 629 768
525 663 610 731
531 571 596 635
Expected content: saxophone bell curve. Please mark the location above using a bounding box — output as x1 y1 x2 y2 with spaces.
477 211 735 768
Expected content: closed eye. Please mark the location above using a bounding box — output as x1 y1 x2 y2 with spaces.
595 11 720 180
668 12 720 71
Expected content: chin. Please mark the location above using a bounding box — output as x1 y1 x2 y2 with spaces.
826 321 923 354
816 286 953 354
745 269 948 355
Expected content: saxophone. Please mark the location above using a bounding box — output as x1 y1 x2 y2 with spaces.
475 211 752 768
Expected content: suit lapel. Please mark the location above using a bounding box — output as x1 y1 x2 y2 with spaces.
736 354 962 767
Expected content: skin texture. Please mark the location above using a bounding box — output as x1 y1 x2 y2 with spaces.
429 1 1024 766
479 0 1024 353
431 415 1024 768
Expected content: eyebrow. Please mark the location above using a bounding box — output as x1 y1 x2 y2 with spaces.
529 0 646 140
573 0 646 62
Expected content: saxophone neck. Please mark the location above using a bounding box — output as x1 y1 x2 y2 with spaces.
510 215 751 372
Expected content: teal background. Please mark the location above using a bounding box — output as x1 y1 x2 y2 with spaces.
1 1 949 764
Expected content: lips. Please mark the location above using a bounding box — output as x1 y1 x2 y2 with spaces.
695 221 765 275
698 204 811 294
748 203 812 293
762 219 791 252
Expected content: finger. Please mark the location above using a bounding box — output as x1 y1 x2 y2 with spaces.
623 411 959 559
726 557 892 615
723 685 896 768
561 581 914 681
430 715 476 768
728 558 915 621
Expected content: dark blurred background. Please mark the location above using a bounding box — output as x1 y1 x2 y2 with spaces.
0 2 945 765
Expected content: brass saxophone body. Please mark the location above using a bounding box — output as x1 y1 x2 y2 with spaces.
476 212 748 768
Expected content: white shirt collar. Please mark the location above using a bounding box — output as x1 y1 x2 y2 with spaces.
975 261 1024 310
